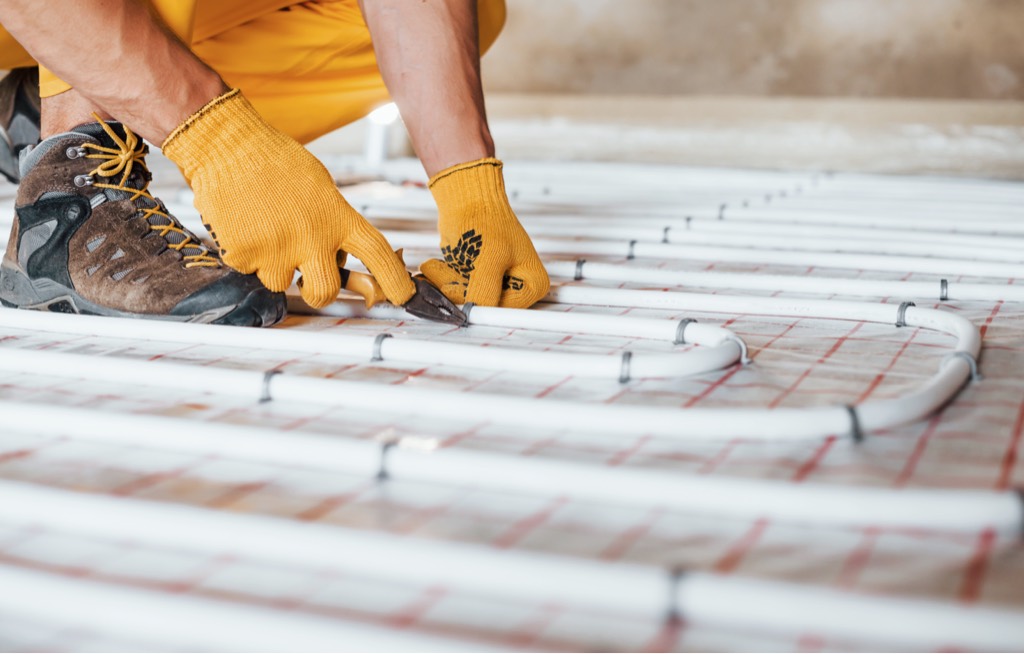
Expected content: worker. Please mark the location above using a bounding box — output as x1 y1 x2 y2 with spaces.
0 0 549 326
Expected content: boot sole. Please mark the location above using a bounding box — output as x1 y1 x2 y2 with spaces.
0 263 286 327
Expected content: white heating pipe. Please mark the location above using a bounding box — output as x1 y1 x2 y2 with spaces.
721 208 1024 235
545 261 1024 302
290 296 734 344
0 564 486 652
359 206 1024 255
2 400 1018 533
0 307 740 382
0 346 843 439
502 219 1024 253
0 293 978 441
382 230 1024 279
0 481 1021 651
523 225 1024 263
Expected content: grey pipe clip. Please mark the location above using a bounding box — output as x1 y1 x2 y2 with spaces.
371 333 393 362
727 335 752 365
662 226 672 243
1016 489 1024 537
895 301 916 328
674 318 697 345
627 240 638 260
259 369 282 404
377 440 397 481
943 351 982 382
573 260 586 281
619 351 633 384
845 405 864 443
940 279 949 302
665 566 686 624
462 302 476 322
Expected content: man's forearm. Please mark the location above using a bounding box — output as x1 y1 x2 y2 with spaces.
0 0 225 142
359 0 494 177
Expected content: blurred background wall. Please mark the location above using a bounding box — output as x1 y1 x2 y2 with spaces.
465 0 1024 179
482 0 1024 100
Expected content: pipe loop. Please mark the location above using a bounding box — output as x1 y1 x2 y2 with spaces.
619 351 633 384
662 226 672 244
896 301 916 328
259 370 281 404
461 302 476 322
371 333 393 362
574 259 586 281
940 279 949 302
627 240 638 260
943 351 982 382
845 405 864 443
674 318 697 345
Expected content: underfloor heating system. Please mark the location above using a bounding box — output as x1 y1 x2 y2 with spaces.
0 156 1023 652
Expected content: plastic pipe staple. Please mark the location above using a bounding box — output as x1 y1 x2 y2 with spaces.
0 291 980 441
0 480 1021 652
0 305 742 383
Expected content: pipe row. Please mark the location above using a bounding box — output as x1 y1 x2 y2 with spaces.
1 400 1018 533
0 307 741 383
287 296 740 348
523 224 1024 263
0 480 1020 651
0 563 484 652
382 230 1024 279
545 260 1024 302
0 291 979 441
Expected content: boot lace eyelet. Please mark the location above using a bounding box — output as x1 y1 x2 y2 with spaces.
73 175 94 187
66 146 86 159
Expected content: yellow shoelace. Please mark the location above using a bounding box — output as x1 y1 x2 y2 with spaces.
82 118 219 269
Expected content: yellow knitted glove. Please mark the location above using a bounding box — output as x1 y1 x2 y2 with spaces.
162 89 415 309
419 158 549 308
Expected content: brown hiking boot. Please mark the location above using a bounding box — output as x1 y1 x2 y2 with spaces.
0 67 41 184
0 121 286 326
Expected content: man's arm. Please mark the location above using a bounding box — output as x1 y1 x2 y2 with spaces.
0 0 416 309
0 0 224 142
360 0 550 309
358 0 493 177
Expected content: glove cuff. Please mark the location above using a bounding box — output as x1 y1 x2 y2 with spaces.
161 88 269 183
428 157 509 215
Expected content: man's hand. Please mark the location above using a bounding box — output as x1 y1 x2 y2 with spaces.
419 158 549 308
361 1 549 308
163 89 415 309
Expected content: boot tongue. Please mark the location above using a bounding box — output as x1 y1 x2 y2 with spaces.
70 121 212 262
70 121 133 151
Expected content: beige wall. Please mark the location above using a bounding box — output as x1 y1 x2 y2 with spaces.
482 0 1024 100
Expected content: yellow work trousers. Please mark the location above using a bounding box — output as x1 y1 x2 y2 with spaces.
0 0 505 144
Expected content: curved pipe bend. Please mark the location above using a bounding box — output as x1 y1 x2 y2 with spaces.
0 290 981 442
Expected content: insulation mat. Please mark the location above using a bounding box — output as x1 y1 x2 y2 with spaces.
0 158 1022 652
